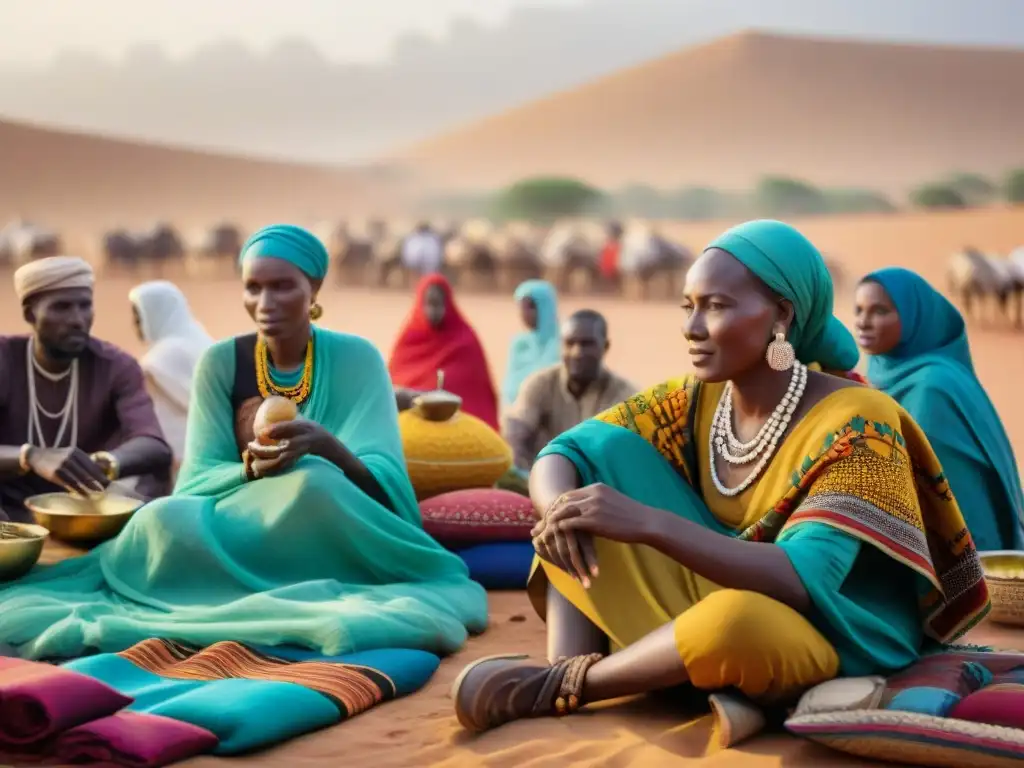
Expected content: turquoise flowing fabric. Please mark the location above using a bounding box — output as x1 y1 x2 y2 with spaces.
0 327 488 660
501 279 561 406
864 267 1024 551
63 646 440 754
708 219 860 372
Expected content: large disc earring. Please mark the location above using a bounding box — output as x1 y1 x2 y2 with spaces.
765 328 795 371
309 302 323 321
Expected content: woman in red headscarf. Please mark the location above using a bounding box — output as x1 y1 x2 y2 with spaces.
388 275 500 431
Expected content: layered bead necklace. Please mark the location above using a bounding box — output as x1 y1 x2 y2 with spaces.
709 360 808 497
254 335 314 405
25 338 80 449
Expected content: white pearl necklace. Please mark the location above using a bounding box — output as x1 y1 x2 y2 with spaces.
25 338 79 450
709 361 807 497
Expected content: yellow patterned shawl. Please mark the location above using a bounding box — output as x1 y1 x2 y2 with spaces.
594 376 989 643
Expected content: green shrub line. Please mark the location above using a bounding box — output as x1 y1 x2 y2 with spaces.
418 169 1024 222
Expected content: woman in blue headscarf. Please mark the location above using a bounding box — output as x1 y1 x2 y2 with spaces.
501 279 560 407
449 221 988 735
855 267 1024 551
0 224 487 661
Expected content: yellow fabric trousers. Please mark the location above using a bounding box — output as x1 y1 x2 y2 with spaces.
534 537 840 702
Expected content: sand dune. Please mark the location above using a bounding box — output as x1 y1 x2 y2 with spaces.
0 117 409 233
393 31 1024 195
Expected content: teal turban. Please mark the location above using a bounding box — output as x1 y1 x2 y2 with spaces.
238 224 329 281
706 219 859 372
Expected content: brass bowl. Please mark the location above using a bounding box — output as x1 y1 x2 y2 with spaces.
25 492 143 544
979 550 1024 626
412 390 463 422
0 522 49 581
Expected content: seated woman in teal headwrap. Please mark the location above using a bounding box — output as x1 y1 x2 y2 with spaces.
0 224 488 661
450 220 988 734
854 267 1024 551
501 279 561 407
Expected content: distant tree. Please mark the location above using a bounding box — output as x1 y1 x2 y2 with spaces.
491 176 606 221
1005 169 1024 204
613 184 668 217
668 186 727 221
909 183 967 210
823 188 896 214
945 172 998 206
754 176 828 217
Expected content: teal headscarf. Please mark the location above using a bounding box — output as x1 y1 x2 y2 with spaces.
707 219 859 372
864 267 1024 550
501 279 561 406
239 224 329 281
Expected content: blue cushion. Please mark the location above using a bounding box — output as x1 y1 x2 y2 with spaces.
884 659 992 717
456 542 534 590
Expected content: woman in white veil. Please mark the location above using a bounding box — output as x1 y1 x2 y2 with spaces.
129 280 213 471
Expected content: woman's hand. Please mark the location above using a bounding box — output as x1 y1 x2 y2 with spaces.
246 420 333 478
549 483 657 544
532 512 599 588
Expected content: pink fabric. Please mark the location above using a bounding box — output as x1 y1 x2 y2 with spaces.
0 657 133 746
54 711 218 767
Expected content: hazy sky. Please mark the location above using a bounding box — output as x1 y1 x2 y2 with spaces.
0 0 584 65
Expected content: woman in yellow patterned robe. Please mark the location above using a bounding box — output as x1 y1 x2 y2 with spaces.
449 220 988 734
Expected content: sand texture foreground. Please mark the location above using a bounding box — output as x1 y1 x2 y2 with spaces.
35 540 1024 768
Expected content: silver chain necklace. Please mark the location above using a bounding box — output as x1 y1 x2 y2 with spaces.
25 337 79 449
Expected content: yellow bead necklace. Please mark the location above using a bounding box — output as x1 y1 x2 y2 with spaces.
255 335 314 404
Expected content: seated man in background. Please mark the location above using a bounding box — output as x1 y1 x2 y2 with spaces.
503 309 637 471
0 256 173 522
401 221 444 277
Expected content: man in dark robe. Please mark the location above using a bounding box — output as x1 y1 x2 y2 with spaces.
0 256 174 522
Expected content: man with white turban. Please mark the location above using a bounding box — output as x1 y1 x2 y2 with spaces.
0 256 173 522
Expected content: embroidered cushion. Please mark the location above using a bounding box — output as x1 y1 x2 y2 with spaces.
454 541 535 590
400 410 512 500
950 671 1024 729
786 650 1024 767
786 709 1024 767
883 657 992 717
420 489 535 546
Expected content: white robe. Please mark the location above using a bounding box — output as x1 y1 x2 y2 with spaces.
129 281 213 464
401 231 444 274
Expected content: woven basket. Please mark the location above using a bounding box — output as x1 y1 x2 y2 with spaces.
985 575 1024 626
979 551 1024 627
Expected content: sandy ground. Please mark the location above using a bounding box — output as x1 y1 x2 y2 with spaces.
36 540 1024 768
8 203 1024 766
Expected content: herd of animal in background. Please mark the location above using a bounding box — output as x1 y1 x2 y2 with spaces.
1 217 1022 326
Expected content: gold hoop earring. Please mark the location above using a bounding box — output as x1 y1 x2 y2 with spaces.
309 303 323 321
765 327 795 371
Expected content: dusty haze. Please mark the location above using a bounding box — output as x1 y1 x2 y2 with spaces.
0 0 1021 162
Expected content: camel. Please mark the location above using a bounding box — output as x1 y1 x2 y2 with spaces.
538 219 605 294
0 220 63 266
331 219 388 287
947 247 1023 329
371 219 418 289
618 222 694 300
102 223 185 276
185 223 245 278
487 221 546 292
442 219 498 292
